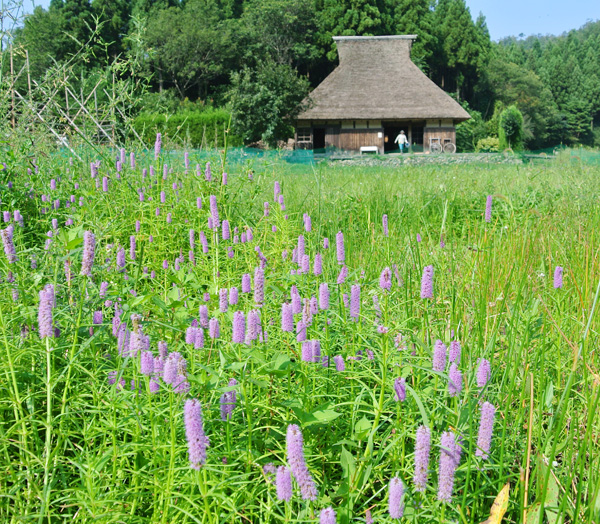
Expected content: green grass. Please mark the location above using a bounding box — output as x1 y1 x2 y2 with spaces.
0 149 599 523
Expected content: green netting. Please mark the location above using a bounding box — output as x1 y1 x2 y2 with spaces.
55 144 600 169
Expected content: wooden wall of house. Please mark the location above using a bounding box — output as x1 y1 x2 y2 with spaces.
326 129 383 152
423 127 456 150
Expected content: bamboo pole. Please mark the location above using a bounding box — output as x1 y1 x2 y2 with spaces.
10 45 15 129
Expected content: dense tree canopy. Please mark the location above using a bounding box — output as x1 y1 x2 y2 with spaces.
9 0 600 147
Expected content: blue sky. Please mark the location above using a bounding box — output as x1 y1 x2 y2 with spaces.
21 0 600 41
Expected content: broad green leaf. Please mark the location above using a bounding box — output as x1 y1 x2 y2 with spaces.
353 416 371 441
340 446 355 480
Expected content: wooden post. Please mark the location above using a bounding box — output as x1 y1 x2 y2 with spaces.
25 50 32 95
10 46 15 129
64 74 69 116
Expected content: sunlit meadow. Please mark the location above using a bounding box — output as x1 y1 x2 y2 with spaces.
1 143 599 523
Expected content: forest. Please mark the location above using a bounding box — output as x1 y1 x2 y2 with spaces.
7 0 600 150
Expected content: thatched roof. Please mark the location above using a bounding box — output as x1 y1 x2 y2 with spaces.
298 35 471 122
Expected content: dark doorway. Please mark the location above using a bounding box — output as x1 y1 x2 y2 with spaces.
313 128 326 150
384 125 404 153
411 125 424 147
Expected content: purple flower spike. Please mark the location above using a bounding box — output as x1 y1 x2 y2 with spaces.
301 341 312 362
184 399 209 469
476 358 491 388
301 254 309 274
449 340 461 364
154 133 162 159
432 340 447 372
437 431 462 502
281 303 294 332
320 507 336 524
336 231 345 264
254 267 264 305
337 265 348 284
382 214 389 237
314 253 323 276
219 288 228 313
333 355 345 371
1 224 17 264
297 235 305 260
413 425 431 492
304 214 312 232
286 424 317 500
554 266 564 289
380 267 392 291
388 477 405 519
485 195 492 222
81 231 96 276
394 377 406 401
242 273 251 293
129 236 136 260
475 402 496 459
421 265 433 299
209 195 220 228
319 282 330 310
232 311 245 343
222 220 230 240
296 320 307 342
276 466 292 501
38 284 55 339
229 287 239 306
141 351 154 375
350 284 361 319
209 317 220 339
448 363 462 397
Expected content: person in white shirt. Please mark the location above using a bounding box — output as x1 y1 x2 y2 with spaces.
394 130 409 153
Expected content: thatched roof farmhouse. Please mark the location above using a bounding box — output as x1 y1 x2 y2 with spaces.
295 35 471 153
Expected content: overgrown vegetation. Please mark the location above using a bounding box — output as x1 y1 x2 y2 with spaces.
0 146 599 522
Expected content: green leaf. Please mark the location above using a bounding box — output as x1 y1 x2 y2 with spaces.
130 293 151 308
544 381 554 409
406 385 429 427
267 353 294 376
353 416 371 441
340 446 356 480
526 503 542 524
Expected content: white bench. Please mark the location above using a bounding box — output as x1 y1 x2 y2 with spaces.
360 146 379 154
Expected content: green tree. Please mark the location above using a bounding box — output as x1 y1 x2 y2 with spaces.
498 105 524 150
144 0 235 98
228 60 310 145
239 0 320 72
316 0 397 61
391 0 436 69
484 55 559 148
430 0 490 101
92 0 132 60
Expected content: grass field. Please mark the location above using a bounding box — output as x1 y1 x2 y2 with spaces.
1 147 599 523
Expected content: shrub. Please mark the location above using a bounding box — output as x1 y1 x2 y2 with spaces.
475 137 500 153
456 108 487 152
498 105 524 151
132 107 242 148
228 60 310 147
